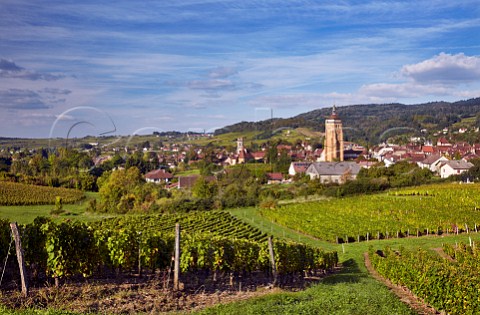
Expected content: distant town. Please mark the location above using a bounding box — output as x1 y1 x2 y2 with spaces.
1 106 479 195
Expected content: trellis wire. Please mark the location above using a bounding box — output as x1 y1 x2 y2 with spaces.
0 233 14 287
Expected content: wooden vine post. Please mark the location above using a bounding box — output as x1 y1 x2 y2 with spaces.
267 236 277 287
138 231 142 278
10 222 28 297
173 223 181 291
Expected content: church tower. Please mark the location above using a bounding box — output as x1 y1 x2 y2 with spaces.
324 105 344 161
237 137 244 154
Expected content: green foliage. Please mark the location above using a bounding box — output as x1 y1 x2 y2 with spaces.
0 182 85 206
456 158 480 182
191 176 217 199
106 227 138 270
0 211 337 285
23 217 50 275
93 211 269 242
370 245 480 314
96 167 172 213
54 196 63 211
41 220 97 278
0 218 11 259
260 183 480 243
0 156 11 172
179 236 336 274
97 167 142 212
357 160 435 190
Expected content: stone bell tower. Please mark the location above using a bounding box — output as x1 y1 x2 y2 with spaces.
237 137 244 154
324 105 344 162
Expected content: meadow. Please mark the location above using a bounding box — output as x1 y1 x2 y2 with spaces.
0 192 109 224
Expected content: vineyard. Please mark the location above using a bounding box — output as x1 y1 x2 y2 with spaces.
369 240 480 315
0 182 85 206
0 211 338 291
260 183 480 243
93 211 268 242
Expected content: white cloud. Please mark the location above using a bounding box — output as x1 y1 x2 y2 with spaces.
0 58 65 81
208 66 238 78
187 79 235 90
359 82 451 99
0 89 49 110
401 53 480 83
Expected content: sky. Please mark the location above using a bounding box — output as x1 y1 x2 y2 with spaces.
1 0 480 138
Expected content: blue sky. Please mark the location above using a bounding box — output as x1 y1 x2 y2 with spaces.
1 1 480 138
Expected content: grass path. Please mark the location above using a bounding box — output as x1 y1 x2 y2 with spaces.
195 207 480 315
0 192 115 224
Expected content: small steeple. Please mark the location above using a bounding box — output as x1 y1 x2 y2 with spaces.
330 104 338 119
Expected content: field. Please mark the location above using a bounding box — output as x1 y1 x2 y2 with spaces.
0 182 85 206
259 183 480 243
0 192 107 224
370 240 480 315
4 183 480 314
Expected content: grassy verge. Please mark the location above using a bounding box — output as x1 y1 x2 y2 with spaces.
229 207 336 250
0 192 113 224
195 256 417 315
0 306 79 315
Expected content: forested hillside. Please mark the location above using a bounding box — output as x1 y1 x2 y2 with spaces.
215 98 480 144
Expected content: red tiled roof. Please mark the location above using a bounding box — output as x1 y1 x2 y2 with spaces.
422 146 435 153
251 151 266 159
277 145 292 151
291 162 311 174
177 175 216 189
437 137 451 145
145 169 173 180
267 173 284 181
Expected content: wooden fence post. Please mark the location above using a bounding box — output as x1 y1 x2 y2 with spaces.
173 223 181 291
9 222 28 297
267 237 277 287
138 232 142 278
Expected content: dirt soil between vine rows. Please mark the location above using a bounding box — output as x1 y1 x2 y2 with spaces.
0 270 334 314
363 252 440 315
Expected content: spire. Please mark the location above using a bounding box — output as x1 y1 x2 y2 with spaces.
330 104 338 119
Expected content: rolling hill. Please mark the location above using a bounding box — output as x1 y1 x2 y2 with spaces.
215 98 480 144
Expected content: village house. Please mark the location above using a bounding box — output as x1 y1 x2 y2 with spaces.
145 169 173 184
437 137 452 146
305 162 361 184
288 162 312 176
266 172 284 184
417 154 448 173
421 145 435 155
174 175 216 189
440 160 474 178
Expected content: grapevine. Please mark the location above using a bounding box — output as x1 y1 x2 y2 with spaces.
260 183 480 242
0 182 85 206
370 244 480 315
0 212 337 285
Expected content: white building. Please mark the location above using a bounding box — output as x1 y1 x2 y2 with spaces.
417 154 448 173
440 160 473 178
305 162 361 184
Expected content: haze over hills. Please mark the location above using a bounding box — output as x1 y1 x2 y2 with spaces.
3 98 480 147
215 98 480 144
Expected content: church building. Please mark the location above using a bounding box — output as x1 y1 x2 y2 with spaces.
324 105 344 162
306 105 361 183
